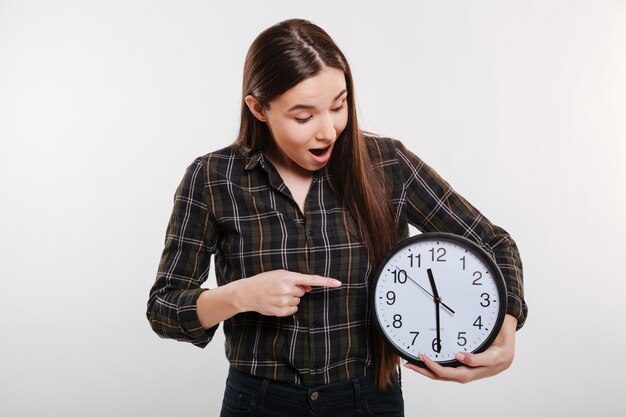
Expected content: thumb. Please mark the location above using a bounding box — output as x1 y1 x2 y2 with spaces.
455 350 494 368
455 352 476 367
299 285 313 293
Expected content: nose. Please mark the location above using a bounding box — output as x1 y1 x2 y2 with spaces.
315 113 336 141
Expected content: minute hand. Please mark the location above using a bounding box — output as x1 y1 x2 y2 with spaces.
428 268 442 354
400 268 455 314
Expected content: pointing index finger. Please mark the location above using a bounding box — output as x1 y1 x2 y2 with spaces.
295 274 342 288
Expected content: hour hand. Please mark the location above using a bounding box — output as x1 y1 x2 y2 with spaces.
427 268 440 302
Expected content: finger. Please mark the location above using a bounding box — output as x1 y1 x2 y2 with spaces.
292 286 307 297
419 354 488 384
275 305 298 317
404 361 441 380
455 349 497 368
293 274 341 288
419 354 448 378
418 354 472 382
298 285 313 293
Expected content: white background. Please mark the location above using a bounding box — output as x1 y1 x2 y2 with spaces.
1 1 625 416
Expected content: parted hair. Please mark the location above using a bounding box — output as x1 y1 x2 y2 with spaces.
235 18 401 389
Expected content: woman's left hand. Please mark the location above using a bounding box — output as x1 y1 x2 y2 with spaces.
404 314 518 383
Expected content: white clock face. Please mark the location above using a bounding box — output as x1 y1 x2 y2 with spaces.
373 233 506 365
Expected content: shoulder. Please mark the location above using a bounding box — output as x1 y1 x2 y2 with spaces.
362 134 435 192
363 133 398 164
189 145 248 178
173 146 246 194
194 144 244 166
363 133 421 167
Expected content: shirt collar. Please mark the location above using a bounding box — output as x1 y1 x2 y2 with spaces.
244 151 265 171
243 149 330 182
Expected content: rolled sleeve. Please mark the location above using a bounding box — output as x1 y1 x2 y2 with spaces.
393 140 528 329
147 157 219 346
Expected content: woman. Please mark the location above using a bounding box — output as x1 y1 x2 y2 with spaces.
147 18 527 416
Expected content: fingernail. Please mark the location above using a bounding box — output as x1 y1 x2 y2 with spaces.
456 353 465 361
333 279 342 286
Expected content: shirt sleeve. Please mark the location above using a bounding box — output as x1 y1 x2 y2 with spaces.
146 157 219 347
394 140 528 329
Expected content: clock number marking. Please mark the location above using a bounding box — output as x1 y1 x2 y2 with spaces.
392 269 408 284
407 253 421 268
480 292 491 307
386 291 396 305
429 247 446 262
432 337 441 353
374 234 507 365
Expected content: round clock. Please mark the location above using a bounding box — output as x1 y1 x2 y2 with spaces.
371 232 507 367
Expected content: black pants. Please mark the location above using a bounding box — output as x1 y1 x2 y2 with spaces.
220 366 404 417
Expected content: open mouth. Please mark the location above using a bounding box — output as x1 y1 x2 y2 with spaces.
309 145 331 157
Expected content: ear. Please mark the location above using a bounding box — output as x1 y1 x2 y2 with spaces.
245 95 268 122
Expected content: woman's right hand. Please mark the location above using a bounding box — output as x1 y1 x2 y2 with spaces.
197 270 341 329
236 270 342 317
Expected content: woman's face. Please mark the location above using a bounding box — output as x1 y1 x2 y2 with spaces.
247 67 349 175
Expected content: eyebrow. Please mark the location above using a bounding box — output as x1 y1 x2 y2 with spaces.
287 89 347 112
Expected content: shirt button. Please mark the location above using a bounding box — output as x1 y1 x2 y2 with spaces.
309 230 314 236
312 320 320 327
310 391 319 401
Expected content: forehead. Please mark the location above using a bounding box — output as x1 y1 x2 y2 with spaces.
273 67 347 108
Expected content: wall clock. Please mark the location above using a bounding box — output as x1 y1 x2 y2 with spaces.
372 232 507 367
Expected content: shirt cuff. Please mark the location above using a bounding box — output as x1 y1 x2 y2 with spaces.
177 288 219 347
506 293 528 331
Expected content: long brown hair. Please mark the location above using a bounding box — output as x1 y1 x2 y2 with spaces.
235 18 400 389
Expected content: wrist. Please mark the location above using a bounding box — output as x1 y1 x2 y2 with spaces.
229 278 250 314
503 314 518 332
196 282 245 329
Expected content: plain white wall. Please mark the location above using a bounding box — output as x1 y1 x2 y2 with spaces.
1 1 625 416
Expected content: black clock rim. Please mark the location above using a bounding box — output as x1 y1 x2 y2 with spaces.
370 232 508 368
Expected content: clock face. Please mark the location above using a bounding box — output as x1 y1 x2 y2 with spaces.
372 232 506 367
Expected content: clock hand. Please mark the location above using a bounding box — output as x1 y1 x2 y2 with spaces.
427 268 442 353
427 268 440 300
398 268 455 314
434 300 442 353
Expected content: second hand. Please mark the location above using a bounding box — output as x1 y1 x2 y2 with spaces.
397 267 455 314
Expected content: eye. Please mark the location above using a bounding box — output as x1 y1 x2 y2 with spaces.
294 99 346 124
331 100 346 113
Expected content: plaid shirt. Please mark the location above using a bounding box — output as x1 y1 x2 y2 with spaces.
147 135 527 386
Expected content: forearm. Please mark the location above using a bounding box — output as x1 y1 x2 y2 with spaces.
499 314 518 348
196 281 245 329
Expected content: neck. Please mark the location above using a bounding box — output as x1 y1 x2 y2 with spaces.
265 149 314 181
